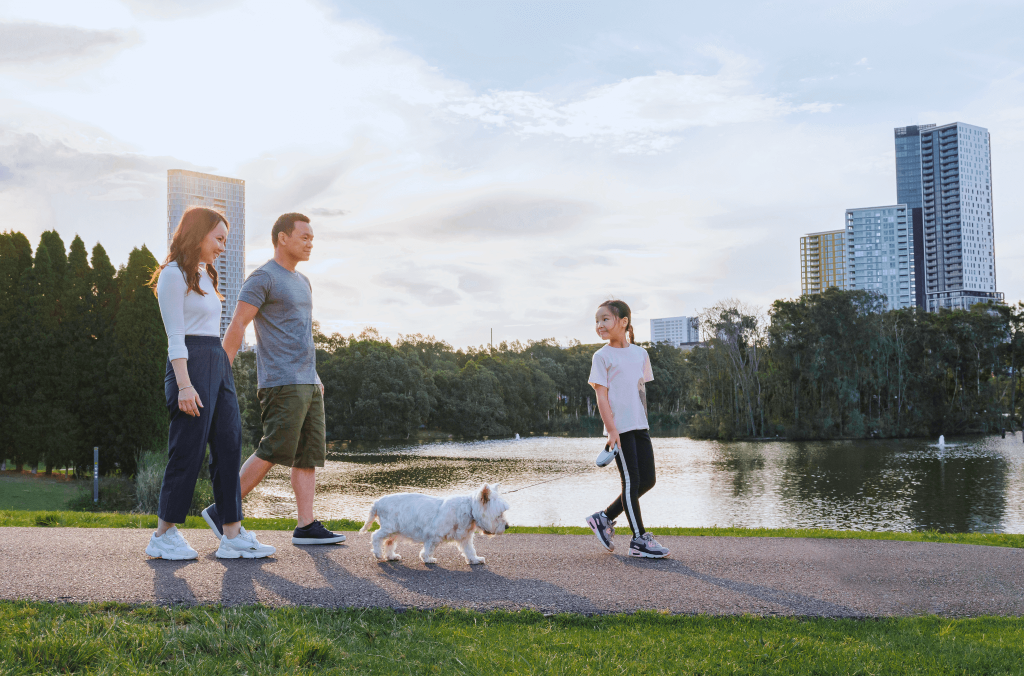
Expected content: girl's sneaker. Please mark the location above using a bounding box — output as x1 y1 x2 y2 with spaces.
145 526 198 560
585 511 616 552
628 532 669 559
215 527 276 559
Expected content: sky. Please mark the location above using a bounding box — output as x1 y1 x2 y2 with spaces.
1 0 1022 347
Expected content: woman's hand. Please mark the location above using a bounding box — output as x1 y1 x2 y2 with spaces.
178 385 204 417
606 429 621 452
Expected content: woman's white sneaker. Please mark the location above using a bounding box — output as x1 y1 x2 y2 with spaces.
216 527 276 559
145 526 198 560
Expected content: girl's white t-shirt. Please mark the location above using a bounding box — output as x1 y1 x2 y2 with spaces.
588 344 654 434
156 262 223 361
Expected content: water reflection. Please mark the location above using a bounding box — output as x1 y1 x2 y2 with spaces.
243 435 1024 533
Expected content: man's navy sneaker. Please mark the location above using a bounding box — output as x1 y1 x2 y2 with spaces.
628 532 669 558
201 504 224 542
585 511 615 552
292 520 346 545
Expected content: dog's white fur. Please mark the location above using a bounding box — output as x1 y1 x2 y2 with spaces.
359 483 510 565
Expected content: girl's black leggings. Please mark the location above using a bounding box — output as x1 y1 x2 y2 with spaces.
604 429 656 538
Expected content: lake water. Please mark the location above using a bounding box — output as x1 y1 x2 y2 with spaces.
244 435 1024 533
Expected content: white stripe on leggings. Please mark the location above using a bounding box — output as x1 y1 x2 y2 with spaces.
619 447 640 538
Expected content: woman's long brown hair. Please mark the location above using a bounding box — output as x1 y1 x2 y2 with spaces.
150 206 229 299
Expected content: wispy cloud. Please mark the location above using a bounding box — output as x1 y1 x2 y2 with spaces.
447 52 834 154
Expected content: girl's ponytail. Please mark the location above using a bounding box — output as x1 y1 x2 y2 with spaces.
598 299 634 344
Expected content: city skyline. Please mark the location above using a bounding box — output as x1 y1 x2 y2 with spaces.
2 0 1022 346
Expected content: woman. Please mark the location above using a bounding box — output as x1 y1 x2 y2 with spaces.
146 206 275 560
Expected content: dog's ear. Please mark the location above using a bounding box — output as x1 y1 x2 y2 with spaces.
479 483 491 504
491 483 502 493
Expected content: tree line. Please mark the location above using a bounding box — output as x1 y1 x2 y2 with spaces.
687 289 1024 440
3 231 1023 479
0 231 165 476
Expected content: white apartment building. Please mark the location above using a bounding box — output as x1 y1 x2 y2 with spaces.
650 316 699 348
167 170 246 337
845 205 916 310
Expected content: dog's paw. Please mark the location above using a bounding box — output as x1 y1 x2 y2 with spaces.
421 556 438 564
386 553 402 561
466 556 486 565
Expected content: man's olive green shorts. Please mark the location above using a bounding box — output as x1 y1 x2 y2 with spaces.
254 384 326 468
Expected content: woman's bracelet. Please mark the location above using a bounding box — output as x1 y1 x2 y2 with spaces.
178 385 194 392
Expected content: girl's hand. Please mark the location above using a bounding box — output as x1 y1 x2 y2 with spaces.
606 430 621 452
178 385 204 417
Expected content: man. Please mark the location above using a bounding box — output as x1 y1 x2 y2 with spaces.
202 212 344 546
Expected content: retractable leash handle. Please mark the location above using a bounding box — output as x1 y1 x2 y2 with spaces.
595 441 619 468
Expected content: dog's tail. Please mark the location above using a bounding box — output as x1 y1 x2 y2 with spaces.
359 502 378 534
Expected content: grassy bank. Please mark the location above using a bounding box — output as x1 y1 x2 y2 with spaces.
0 473 79 511
1 510 1022 548
3 602 1024 675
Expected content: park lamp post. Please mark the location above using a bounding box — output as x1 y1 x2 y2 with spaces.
93 447 99 504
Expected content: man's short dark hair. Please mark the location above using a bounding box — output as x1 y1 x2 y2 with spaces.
272 212 310 247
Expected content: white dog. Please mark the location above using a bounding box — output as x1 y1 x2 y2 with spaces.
359 483 510 565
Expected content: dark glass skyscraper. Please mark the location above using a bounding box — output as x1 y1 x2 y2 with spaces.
894 124 934 307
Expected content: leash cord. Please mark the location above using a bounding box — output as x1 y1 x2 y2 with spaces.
346 476 573 495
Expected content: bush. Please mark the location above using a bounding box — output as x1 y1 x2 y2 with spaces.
66 476 137 513
134 448 215 517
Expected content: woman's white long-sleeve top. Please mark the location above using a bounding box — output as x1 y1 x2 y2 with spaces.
156 262 223 361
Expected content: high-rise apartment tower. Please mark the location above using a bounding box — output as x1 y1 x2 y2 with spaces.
167 170 246 336
800 229 846 295
845 205 915 310
651 316 700 349
895 122 1000 311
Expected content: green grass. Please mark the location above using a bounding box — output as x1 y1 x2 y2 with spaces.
1 509 1022 549
0 474 80 511
1 602 1023 675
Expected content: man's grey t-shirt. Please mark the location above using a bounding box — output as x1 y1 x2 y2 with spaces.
237 260 321 389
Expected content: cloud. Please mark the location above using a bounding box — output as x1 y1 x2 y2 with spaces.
447 52 835 154
118 0 241 19
308 207 349 217
373 269 461 307
432 196 595 239
0 21 136 66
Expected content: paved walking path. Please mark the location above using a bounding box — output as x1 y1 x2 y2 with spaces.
1 528 1021 617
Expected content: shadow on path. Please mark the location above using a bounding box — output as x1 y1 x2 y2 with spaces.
621 557 864 617
376 560 601 613
214 546 396 608
147 560 199 605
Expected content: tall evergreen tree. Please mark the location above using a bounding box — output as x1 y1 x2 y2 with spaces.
0 233 27 467
86 243 120 472
11 242 61 472
33 231 77 474
109 245 166 474
60 236 93 474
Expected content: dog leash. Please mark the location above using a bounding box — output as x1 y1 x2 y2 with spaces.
346 477 571 495
503 476 572 494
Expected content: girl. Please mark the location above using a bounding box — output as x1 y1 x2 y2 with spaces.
585 300 669 558
146 206 275 560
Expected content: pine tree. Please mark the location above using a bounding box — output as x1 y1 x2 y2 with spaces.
33 231 78 475
12 242 60 473
60 236 93 475
0 233 27 468
86 243 120 473
109 245 166 474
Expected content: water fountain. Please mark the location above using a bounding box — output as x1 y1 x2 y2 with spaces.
938 435 945 448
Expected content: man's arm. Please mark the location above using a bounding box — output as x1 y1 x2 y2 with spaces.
223 301 260 365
